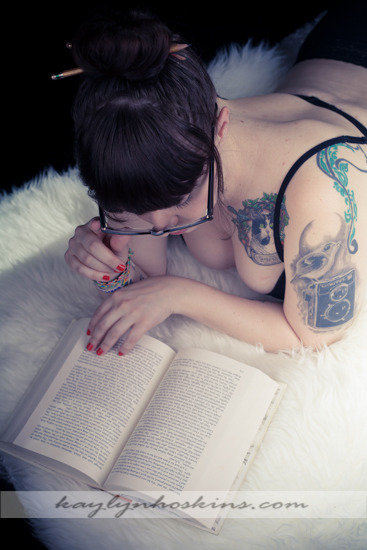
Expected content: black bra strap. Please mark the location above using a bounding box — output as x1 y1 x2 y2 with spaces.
273 95 367 262
273 134 367 263
296 95 367 137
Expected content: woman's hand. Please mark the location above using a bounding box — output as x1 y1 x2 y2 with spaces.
65 218 132 281
86 276 183 356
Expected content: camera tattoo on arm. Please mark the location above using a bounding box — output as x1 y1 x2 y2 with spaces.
290 143 367 331
290 218 356 330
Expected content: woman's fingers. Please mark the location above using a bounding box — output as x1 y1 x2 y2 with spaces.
66 251 119 281
85 219 132 269
117 324 149 356
64 218 132 280
85 276 178 357
86 296 141 355
89 320 145 357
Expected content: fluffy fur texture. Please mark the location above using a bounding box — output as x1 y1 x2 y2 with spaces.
1 19 366 549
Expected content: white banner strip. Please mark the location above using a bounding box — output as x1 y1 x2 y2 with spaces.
1 491 366 519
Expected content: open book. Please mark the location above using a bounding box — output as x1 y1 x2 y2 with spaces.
0 318 285 533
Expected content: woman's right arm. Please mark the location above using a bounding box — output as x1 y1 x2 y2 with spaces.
64 218 168 283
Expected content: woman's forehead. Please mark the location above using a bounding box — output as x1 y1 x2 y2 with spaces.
105 175 208 218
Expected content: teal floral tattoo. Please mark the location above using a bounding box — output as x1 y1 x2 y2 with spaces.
228 193 289 266
317 143 367 254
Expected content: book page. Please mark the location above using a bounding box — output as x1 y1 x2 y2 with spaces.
10 319 175 486
105 348 279 494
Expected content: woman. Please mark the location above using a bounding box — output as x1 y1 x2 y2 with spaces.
65 3 367 356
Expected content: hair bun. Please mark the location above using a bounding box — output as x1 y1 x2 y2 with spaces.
72 9 172 80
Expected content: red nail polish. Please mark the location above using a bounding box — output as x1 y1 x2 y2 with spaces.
115 264 126 272
118 352 124 356
87 343 93 351
96 348 104 356
103 275 110 281
86 329 91 336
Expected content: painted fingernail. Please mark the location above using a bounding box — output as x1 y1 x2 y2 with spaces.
86 329 91 336
87 343 94 351
115 264 126 272
96 348 104 356
118 352 124 356
103 275 110 281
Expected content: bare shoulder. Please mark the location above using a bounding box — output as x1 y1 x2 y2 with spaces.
282 139 367 347
276 59 367 120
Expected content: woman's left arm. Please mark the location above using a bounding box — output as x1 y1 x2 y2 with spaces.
86 274 301 356
174 278 303 351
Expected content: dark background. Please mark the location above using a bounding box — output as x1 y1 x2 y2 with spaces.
2 0 333 547
3 0 333 195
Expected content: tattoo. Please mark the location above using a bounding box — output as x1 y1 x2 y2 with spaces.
317 143 367 254
228 193 289 266
290 143 367 331
291 214 357 331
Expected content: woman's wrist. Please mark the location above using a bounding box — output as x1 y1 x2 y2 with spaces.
95 248 133 293
168 276 203 316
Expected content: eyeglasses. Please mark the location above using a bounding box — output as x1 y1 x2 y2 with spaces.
98 156 214 237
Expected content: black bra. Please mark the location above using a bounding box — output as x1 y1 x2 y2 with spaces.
268 95 367 300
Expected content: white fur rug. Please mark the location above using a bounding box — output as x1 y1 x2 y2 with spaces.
1 18 367 549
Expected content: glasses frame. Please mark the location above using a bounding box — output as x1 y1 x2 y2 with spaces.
98 155 214 237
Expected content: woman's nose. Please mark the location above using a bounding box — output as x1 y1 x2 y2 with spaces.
146 211 179 231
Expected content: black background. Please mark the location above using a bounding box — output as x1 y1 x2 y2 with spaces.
3 0 333 194
2 0 333 547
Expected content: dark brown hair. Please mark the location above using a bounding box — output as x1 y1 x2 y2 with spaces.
71 8 222 214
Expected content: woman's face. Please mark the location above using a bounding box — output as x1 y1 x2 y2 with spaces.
105 169 213 236
140 173 211 235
